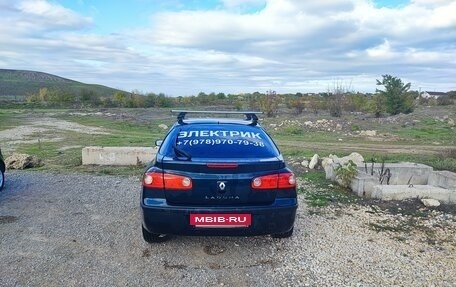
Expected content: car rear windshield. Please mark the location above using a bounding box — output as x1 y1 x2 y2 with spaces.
164 124 280 159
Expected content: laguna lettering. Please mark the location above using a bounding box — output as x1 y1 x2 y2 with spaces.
179 130 262 139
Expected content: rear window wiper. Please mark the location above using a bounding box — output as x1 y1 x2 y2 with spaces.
173 133 192 161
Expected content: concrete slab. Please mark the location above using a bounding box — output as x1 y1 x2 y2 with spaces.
82 146 156 166
428 170 456 189
371 185 455 204
357 163 433 185
450 191 456 204
350 174 378 197
325 157 455 204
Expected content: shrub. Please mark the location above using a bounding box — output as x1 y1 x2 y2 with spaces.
335 160 358 187
283 125 303 135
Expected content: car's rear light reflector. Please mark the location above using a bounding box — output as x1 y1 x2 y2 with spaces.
206 163 239 169
251 172 296 190
251 174 279 190
143 172 164 188
143 172 192 190
278 173 296 188
164 173 192 190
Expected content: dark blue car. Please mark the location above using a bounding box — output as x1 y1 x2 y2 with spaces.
141 111 297 242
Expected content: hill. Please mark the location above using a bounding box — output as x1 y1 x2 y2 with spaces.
0 69 124 100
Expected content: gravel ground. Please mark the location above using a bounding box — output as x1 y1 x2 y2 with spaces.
0 171 455 287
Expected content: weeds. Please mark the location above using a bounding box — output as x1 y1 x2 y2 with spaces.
300 171 358 207
283 125 302 135
335 160 358 187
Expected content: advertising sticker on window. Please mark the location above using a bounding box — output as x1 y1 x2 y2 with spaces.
177 130 266 148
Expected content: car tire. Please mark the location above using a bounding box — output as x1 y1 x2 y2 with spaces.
0 170 4 191
271 227 294 238
142 225 169 243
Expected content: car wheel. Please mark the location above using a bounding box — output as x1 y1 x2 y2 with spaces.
271 227 294 238
142 225 169 243
0 170 4 191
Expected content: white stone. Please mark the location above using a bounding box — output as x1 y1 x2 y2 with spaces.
5 153 43 169
322 153 365 181
309 154 320 169
336 152 364 166
359 130 377 137
328 154 339 161
301 160 309 167
304 121 313 126
421 198 441 208
158 124 168 130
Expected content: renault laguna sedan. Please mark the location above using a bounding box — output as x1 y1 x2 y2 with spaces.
140 110 297 242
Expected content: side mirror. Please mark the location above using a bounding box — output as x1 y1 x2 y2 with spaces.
155 140 163 147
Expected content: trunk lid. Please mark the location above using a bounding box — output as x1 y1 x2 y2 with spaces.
161 157 285 206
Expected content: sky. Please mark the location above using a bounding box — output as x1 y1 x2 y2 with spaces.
0 0 455 96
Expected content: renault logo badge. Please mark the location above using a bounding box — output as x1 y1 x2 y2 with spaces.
217 181 227 192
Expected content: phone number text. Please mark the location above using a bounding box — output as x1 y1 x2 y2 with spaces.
177 139 265 147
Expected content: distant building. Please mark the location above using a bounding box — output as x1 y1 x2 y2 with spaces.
421 91 448 99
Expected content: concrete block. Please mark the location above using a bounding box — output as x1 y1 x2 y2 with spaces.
372 185 454 204
428 171 456 189
82 146 156 166
449 190 456 204
350 174 378 197
322 158 335 180
357 163 433 185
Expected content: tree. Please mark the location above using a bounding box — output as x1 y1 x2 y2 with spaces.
369 94 385 118
376 75 414 115
327 82 351 117
248 92 262 110
307 95 321 115
260 90 279 117
80 89 101 107
113 91 127 107
287 95 305 114
346 93 369 112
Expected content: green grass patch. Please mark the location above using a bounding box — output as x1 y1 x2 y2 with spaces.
361 150 456 172
299 171 359 207
58 114 172 145
18 141 60 161
393 119 456 145
0 110 23 130
5 111 167 174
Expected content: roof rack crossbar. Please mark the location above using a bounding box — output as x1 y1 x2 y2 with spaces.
171 110 262 125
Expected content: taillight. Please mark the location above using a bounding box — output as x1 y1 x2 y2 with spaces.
143 172 192 190
163 173 192 190
251 172 296 190
278 173 296 188
143 172 164 188
251 174 279 189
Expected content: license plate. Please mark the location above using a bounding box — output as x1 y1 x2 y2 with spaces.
190 214 251 228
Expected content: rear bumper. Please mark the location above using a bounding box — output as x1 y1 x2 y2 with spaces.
141 198 297 236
